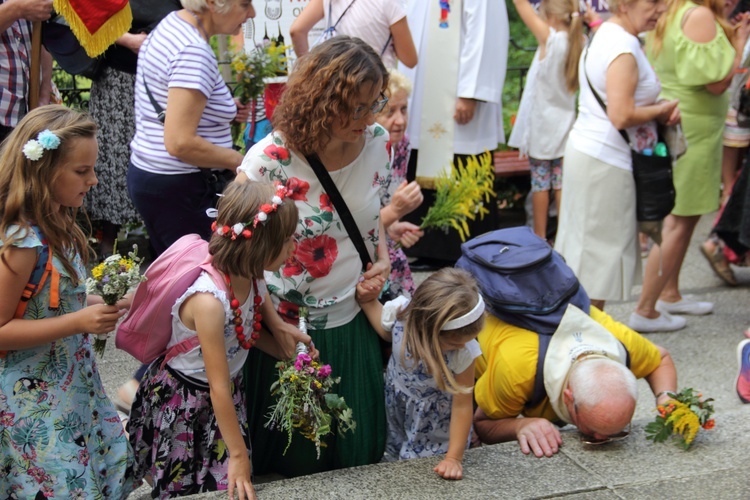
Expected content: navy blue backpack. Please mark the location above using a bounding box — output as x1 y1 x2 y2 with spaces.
455 227 633 410
456 226 590 334
456 226 594 409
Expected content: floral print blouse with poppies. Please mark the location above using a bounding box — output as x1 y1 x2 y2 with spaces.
238 125 391 330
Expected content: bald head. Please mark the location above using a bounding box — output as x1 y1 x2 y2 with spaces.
566 357 638 437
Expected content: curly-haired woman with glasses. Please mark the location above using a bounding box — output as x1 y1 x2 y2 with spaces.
237 36 392 477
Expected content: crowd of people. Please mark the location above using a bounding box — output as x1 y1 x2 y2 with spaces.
0 0 748 497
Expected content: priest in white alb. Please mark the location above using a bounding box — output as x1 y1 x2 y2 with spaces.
399 0 509 267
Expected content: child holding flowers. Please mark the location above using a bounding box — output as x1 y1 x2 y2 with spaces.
507 0 589 239
357 268 485 480
127 181 305 499
0 105 135 498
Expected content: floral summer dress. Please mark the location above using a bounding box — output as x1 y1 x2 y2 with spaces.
0 226 135 499
382 298 482 460
383 135 416 298
128 272 255 498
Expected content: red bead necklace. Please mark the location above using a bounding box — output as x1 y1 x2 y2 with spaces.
224 274 263 350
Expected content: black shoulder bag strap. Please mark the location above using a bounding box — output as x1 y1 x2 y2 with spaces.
582 39 631 147
143 73 166 124
305 154 373 271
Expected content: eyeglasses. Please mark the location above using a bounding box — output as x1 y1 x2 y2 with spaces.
579 422 632 445
352 93 389 120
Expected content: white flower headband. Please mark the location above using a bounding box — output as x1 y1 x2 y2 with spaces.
209 181 292 240
22 129 61 161
442 295 485 331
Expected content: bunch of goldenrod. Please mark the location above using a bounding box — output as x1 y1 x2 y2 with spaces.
419 151 496 242
645 388 715 450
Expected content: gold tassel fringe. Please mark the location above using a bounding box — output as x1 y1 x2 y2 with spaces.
53 0 133 58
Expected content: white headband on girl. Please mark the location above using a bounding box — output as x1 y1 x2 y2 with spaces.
442 295 485 330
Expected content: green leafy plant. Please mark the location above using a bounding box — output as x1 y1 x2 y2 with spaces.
229 42 288 105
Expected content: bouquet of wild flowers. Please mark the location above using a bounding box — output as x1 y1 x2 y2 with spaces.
229 42 288 148
416 151 496 242
645 388 715 450
86 247 146 356
230 42 288 105
265 307 356 458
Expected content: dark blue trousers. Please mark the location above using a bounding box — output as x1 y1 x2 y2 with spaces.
126 162 215 257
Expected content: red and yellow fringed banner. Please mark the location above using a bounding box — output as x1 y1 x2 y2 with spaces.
53 0 132 58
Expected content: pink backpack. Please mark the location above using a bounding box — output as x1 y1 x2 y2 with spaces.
116 234 228 367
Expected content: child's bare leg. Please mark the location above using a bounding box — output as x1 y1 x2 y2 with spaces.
532 190 550 239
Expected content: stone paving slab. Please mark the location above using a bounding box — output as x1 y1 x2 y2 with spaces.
612 468 750 500
559 410 750 488
173 408 749 499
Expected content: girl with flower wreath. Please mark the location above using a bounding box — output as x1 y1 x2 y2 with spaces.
0 105 135 498
237 36 393 476
126 181 302 499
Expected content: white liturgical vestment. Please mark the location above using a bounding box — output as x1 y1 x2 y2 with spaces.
400 0 509 164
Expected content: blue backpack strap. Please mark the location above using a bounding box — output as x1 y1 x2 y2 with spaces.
527 334 551 410
527 335 631 410
26 226 49 292
330 0 357 30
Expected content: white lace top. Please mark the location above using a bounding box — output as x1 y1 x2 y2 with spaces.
166 271 266 381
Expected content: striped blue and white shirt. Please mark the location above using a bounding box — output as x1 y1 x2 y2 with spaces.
130 12 236 175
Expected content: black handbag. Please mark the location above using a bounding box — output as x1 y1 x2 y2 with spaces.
305 154 396 303
583 46 675 222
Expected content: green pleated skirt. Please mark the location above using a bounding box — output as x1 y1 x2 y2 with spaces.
244 311 386 477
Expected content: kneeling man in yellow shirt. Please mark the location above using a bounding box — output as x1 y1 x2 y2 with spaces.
473 304 677 457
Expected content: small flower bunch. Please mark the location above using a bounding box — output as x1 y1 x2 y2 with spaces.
230 42 288 105
265 308 356 458
23 129 60 161
86 247 147 356
645 388 715 450
416 151 496 242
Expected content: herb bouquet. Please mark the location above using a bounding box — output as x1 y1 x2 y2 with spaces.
229 42 288 147
86 247 146 356
266 307 356 458
645 388 715 450
407 151 496 245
